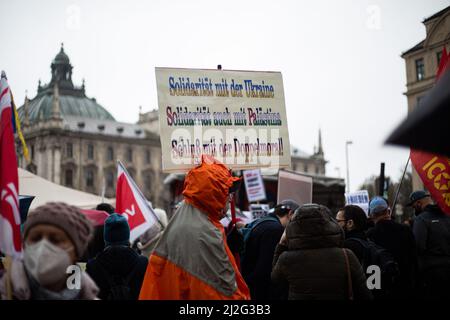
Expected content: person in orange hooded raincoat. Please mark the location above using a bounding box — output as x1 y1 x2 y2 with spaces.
139 155 250 300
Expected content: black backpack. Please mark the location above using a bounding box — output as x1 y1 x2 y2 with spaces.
347 238 400 295
96 262 137 300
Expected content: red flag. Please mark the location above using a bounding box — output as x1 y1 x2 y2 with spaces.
0 72 21 259
410 151 450 215
436 47 449 79
80 209 110 227
115 161 160 242
410 46 450 215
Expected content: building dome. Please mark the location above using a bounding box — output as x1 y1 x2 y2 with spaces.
18 45 116 123
19 93 115 122
53 44 70 65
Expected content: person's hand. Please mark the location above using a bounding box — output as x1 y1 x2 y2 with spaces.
236 221 246 229
279 230 288 246
227 226 244 253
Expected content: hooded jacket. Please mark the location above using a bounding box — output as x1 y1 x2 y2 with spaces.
413 204 450 271
139 155 250 300
86 245 148 300
271 204 372 300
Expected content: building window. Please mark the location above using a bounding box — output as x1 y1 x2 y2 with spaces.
415 58 425 81
144 173 152 192
304 164 308 173
145 150 151 164
86 169 94 187
66 143 73 158
87 144 94 160
65 169 73 187
31 145 35 161
127 148 133 162
437 51 443 66
107 146 114 162
315 166 320 175
106 171 114 189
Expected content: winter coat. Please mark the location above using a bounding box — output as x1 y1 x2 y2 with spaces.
271 204 372 300
343 230 368 265
367 219 418 297
0 259 99 300
138 155 250 300
241 213 285 300
413 204 450 271
86 245 148 300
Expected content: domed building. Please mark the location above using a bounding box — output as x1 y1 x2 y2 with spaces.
17 44 168 209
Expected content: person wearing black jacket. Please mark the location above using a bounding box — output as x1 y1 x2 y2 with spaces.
366 197 418 299
241 200 299 300
409 191 450 299
86 214 148 300
336 205 368 264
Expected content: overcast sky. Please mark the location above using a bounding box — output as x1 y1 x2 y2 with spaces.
1 0 448 191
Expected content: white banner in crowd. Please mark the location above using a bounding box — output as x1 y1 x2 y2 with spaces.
345 190 370 216
243 169 267 203
156 67 291 172
249 204 270 220
277 170 313 205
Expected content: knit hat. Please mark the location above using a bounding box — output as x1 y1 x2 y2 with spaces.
369 196 389 216
104 213 130 247
23 202 94 258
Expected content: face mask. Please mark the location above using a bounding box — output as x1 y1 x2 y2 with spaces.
24 238 73 287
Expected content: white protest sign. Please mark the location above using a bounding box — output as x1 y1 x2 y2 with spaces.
345 190 370 216
249 204 270 220
243 169 267 203
277 170 313 205
156 67 291 172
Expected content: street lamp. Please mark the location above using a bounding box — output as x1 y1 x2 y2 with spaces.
345 141 353 193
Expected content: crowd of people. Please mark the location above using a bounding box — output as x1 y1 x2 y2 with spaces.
1 159 450 300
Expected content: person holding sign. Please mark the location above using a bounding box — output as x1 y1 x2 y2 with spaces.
139 155 250 300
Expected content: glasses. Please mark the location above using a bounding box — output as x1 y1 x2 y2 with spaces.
336 219 347 223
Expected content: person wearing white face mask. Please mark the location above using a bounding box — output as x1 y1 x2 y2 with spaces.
0 202 99 300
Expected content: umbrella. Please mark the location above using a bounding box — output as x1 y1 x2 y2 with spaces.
385 64 450 157
19 195 35 224
80 209 110 227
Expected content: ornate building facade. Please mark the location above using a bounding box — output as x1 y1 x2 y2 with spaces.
402 5 450 190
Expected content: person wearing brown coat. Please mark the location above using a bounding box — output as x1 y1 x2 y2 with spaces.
271 204 373 300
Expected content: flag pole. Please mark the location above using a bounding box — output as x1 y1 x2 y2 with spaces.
117 160 165 230
392 157 411 210
3 256 13 300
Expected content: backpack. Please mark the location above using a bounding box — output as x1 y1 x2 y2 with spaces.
347 237 400 296
96 262 137 300
240 215 279 260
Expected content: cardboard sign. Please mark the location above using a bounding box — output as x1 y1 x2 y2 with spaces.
345 190 370 216
249 204 270 220
156 67 291 172
243 169 267 203
277 170 313 206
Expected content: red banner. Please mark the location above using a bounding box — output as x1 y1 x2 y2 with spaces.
411 150 450 215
